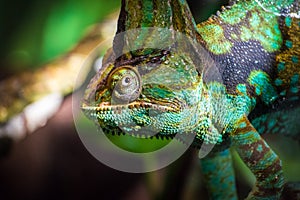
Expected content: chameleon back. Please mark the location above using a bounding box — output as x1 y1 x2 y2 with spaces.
196 0 300 139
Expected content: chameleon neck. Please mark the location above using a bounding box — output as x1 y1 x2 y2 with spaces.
114 0 201 58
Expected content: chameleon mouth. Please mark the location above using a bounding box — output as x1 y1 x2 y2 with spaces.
81 100 181 113
101 125 176 140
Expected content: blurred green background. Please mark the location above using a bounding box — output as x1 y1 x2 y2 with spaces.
0 0 119 78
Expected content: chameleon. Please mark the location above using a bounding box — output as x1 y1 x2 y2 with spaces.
81 0 300 199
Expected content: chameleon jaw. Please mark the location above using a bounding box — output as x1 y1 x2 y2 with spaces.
81 100 182 138
81 100 180 113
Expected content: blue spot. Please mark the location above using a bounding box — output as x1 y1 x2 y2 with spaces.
277 62 285 72
255 87 262 95
258 126 265 134
258 114 267 123
257 144 263 152
251 115 267 127
272 42 280 50
292 56 299 64
290 74 299 85
274 24 281 34
179 0 186 4
285 40 293 48
280 90 286 96
268 118 276 130
265 29 273 38
239 122 247 128
274 78 283 86
272 126 279 134
236 84 247 94
290 86 299 94
285 17 292 27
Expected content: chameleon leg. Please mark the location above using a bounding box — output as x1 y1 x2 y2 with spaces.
200 148 238 200
231 116 284 200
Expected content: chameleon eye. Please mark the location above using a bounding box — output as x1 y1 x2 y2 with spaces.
110 66 141 104
121 76 132 87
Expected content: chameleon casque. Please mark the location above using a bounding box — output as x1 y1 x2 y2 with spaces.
81 0 300 199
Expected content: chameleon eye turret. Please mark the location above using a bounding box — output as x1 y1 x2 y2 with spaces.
109 66 142 104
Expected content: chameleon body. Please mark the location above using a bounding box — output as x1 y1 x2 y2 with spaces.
82 0 300 199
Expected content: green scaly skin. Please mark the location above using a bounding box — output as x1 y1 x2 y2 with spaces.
82 0 300 199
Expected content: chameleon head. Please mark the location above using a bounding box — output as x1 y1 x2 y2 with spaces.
81 48 224 146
